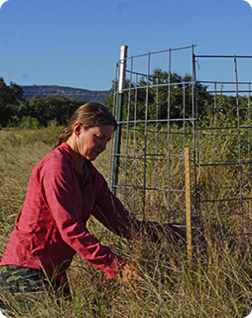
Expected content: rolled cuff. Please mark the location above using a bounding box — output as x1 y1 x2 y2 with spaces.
103 256 127 279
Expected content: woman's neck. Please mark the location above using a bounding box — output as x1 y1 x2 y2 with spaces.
66 138 86 177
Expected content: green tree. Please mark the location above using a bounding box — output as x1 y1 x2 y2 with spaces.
104 69 211 124
25 95 85 126
0 78 25 126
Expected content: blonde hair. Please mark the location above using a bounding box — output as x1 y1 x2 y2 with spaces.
54 102 117 148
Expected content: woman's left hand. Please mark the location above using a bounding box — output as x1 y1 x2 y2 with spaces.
121 263 143 283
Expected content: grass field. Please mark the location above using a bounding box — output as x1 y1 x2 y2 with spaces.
0 126 252 318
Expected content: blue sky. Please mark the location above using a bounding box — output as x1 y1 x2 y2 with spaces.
0 0 252 91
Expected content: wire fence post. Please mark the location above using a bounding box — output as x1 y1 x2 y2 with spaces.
185 147 192 268
234 55 244 234
111 45 128 195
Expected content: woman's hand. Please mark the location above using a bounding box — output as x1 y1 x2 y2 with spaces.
121 263 143 283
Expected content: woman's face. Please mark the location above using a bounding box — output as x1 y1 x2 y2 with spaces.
77 124 114 161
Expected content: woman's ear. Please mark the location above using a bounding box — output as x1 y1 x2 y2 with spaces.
73 122 82 136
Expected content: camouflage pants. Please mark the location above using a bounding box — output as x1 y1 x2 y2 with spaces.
0 265 70 312
0 265 53 294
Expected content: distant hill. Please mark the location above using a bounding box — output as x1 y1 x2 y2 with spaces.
21 85 112 103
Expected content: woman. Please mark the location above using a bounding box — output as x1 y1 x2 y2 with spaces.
0 102 180 300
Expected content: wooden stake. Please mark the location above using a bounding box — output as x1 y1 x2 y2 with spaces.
184 148 192 269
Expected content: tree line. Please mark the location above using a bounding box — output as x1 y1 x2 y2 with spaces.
103 68 250 127
1 70 250 129
0 78 85 128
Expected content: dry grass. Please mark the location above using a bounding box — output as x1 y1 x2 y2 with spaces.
0 127 252 317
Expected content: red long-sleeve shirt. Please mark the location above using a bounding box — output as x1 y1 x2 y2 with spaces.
0 143 138 285
1 142 175 286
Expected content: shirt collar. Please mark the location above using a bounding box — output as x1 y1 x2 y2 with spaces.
58 142 96 176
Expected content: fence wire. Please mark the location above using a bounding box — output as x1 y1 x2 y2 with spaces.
109 45 252 236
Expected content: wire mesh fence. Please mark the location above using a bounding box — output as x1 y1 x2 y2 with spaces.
109 45 252 236
194 54 252 236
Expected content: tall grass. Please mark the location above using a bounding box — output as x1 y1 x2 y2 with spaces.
0 125 252 318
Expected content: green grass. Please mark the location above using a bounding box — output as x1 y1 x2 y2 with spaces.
0 127 252 317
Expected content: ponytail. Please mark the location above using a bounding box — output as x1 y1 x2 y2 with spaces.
54 128 72 149
15 203 24 225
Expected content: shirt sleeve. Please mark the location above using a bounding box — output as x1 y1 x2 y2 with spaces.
92 173 166 242
41 157 126 279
